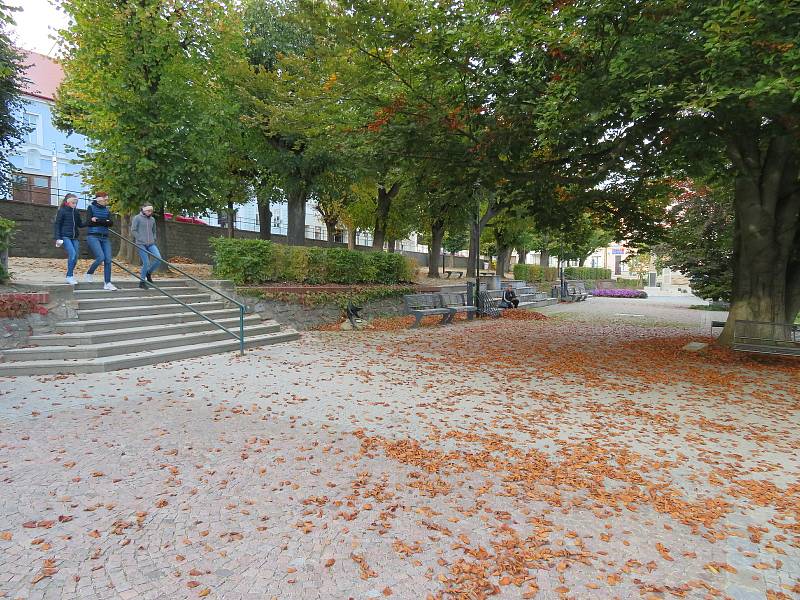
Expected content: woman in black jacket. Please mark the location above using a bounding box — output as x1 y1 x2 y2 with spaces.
84 191 117 290
53 193 84 285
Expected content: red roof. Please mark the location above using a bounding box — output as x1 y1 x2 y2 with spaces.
20 50 63 102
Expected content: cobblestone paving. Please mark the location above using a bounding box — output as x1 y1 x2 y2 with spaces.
0 303 798 600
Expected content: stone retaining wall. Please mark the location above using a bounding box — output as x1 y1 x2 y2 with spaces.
0 200 431 268
0 285 74 349
242 295 406 331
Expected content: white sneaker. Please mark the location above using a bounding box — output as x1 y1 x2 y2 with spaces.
66 276 77 285
103 282 118 291
84 273 94 283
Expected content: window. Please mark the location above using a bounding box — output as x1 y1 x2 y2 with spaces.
12 173 51 205
23 112 42 146
314 226 323 240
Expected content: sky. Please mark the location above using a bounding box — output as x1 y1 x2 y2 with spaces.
8 0 68 57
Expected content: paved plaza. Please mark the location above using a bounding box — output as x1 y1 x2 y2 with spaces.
0 298 798 599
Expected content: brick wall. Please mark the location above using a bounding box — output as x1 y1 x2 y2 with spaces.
0 200 430 267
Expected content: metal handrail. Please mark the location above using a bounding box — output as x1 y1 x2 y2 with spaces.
107 229 245 355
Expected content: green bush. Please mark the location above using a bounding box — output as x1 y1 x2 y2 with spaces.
0 217 17 284
513 263 559 283
211 238 416 285
563 267 612 280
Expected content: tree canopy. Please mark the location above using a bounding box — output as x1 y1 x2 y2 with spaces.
0 3 29 190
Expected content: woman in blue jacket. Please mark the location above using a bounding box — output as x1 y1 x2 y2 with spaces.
84 191 117 290
53 193 84 285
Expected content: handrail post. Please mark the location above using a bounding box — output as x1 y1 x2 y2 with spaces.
239 305 244 355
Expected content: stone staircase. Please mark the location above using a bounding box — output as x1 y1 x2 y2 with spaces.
0 279 299 376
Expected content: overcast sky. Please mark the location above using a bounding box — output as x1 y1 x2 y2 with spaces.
9 0 68 56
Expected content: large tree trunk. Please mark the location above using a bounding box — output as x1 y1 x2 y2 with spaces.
372 181 401 251
718 135 800 346
347 228 357 250
227 201 236 239
539 248 550 268
115 214 138 263
496 245 510 277
427 219 445 278
287 187 307 246
516 247 527 265
325 220 337 247
154 205 170 272
257 201 271 240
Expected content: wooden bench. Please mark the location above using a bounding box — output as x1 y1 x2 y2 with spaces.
438 292 477 322
561 281 588 302
479 271 495 277
484 288 546 309
732 320 800 356
443 270 464 279
403 293 453 328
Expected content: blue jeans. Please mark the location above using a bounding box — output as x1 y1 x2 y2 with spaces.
137 244 162 279
62 238 79 277
87 236 112 283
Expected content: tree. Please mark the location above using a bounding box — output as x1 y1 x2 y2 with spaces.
523 0 800 344
55 0 244 263
0 3 29 190
443 227 469 268
656 181 734 302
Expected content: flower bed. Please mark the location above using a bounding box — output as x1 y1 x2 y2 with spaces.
0 293 49 318
591 289 648 299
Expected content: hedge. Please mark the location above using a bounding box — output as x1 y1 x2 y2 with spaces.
210 238 416 285
513 264 559 283
563 267 612 280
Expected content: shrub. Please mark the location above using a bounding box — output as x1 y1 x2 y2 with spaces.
591 288 648 298
513 264 559 283
563 267 612 280
0 217 15 284
0 293 49 318
211 238 416 285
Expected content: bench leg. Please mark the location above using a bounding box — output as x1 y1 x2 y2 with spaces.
411 314 423 328
441 313 452 325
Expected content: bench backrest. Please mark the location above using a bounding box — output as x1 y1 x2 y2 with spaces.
403 293 442 310
439 292 466 307
734 320 799 346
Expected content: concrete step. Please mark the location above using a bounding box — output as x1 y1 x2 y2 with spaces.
55 307 246 333
76 293 211 310
73 286 199 300
34 315 266 345
74 278 191 290
0 329 301 376
4 323 279 360
76 301 225 321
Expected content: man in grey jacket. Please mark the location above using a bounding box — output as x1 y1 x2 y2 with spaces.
131 204 161 289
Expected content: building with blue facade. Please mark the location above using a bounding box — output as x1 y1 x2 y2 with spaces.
7 51 425 251
9 51 90 207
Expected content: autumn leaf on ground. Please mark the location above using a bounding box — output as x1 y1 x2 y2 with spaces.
655 542 673 561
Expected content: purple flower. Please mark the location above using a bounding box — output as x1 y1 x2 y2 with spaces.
591 289 648 298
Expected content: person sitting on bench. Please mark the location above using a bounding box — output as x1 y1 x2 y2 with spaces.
499 284 519 308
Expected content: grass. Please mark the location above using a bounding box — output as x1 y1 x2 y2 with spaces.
689 303 730 311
